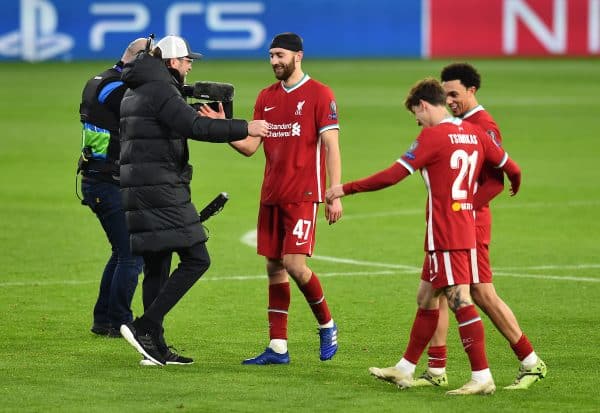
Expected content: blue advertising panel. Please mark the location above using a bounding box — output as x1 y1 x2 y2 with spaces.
0 0 422 61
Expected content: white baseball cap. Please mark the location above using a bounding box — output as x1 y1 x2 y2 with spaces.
156 35 202 60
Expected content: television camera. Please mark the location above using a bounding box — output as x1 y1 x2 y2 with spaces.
182 81 235 119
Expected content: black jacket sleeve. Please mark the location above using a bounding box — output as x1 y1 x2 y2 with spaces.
189 116 248 142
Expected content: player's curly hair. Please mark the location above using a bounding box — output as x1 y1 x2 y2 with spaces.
404 77 446 112
441 63 481 90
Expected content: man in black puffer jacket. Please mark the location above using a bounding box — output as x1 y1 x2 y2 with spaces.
119 35 268 366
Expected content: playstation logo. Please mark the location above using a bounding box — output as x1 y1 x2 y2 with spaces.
0 0 74 62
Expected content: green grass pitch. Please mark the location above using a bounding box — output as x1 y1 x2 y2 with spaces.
0 58 599 412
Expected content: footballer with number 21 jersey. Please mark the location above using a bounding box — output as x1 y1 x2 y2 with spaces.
326 77 521 395
330 115 513 254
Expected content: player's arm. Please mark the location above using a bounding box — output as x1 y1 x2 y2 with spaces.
229 136 262 157
227 96 265 157
472 124 505 209
500 157 521 196
198 102 263 156
326 162 410 202
473 168 504 210
322 128 342 224
481 135 521 197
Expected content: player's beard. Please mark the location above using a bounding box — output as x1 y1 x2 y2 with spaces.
272 59 295 81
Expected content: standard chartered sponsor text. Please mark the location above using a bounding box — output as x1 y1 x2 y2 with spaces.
268 122 295 138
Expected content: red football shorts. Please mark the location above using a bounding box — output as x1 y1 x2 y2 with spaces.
471 228 493 283
420 249 474 289
257 202 319 259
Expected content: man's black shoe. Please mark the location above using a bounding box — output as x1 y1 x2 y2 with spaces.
91 323 109 336
91 323 123 338
91 323 110 336
164 347 194 365
107 327 122 338
120 319 166 366
140 330 195 366
140 347 194 366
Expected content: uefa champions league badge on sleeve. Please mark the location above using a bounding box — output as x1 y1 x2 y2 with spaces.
328 101 337 120
486 129 501 146
404 140 418 160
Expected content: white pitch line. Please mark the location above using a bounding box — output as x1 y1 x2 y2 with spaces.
1 267 598 288
0 280 97 287
3 218 596 288
238 229 600 283
312 255 419 271
204 270 398 282
494 272 600 283
496 264 600 271
0 270 400 288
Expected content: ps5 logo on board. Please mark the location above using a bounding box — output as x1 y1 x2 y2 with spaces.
0 0 74 62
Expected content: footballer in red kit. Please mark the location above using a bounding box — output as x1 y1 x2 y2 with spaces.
417 63 546 391
220 33 341 365
327 78 522 395
254 75 338 206
397 118 507 253
463 106 502 274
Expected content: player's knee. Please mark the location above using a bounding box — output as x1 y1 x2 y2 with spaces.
285 265 308 282
416 291 430 308
282 260 309 283
471 284 497 312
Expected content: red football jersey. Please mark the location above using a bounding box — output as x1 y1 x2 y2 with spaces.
253 75 339 204
463 106 503 240
398 118 508 251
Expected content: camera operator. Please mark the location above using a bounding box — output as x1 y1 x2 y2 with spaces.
78 38 146 338
118 35 268 366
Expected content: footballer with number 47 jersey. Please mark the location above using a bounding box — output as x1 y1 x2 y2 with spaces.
216 33 342 366
254 74 339 205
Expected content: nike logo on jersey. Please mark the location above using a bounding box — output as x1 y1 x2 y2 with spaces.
264 106 276 112
295 241 309 246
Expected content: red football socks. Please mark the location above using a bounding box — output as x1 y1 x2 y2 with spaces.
299 273 332 325
511 333 534 361
456 305 489 371
268 282 290 340
403 308 439 364
427 345 448 369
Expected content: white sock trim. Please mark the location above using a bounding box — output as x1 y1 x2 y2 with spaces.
428 367 446 376
319 319 334 329
396 358 416 375
471 368 492 383
521 352 539 369
269 339 288 354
